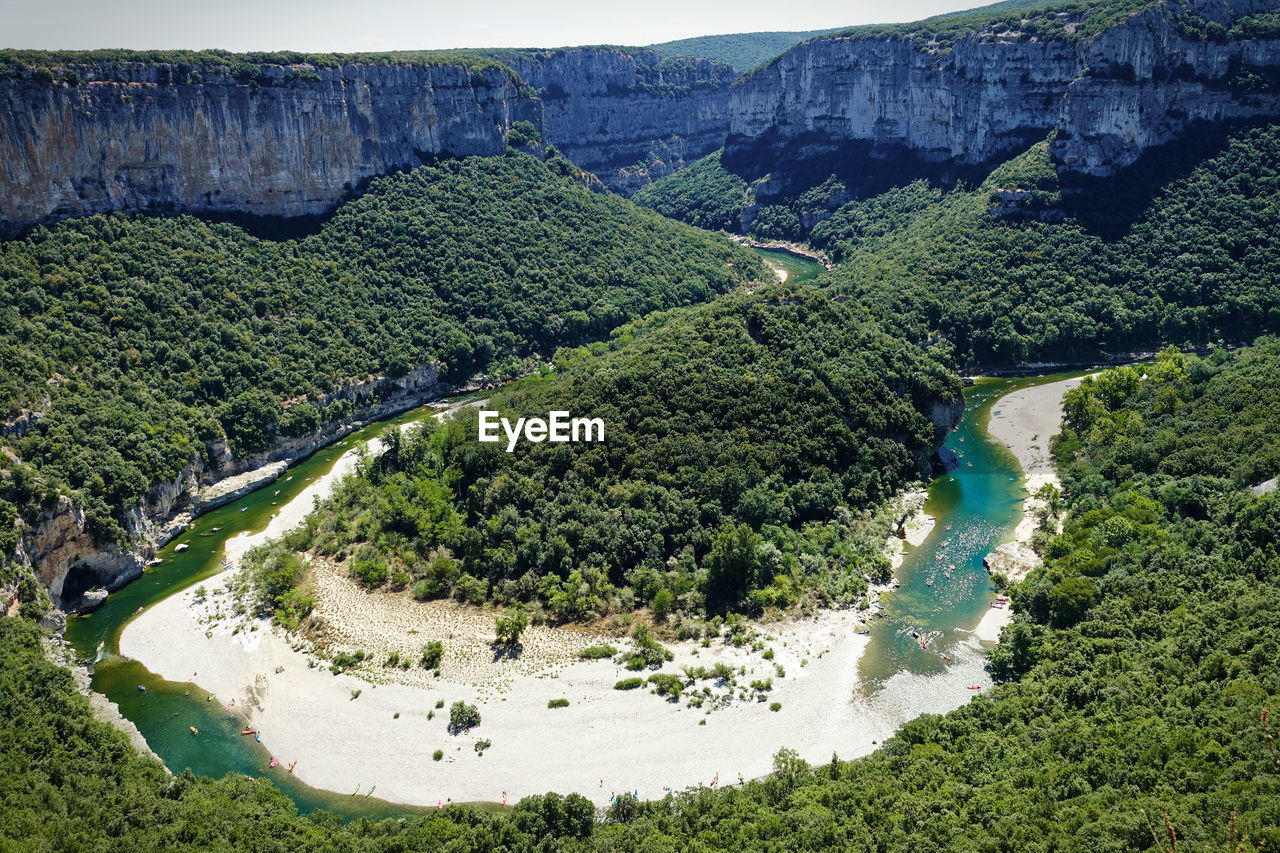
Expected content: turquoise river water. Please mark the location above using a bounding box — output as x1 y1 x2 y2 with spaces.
64 369 1085 818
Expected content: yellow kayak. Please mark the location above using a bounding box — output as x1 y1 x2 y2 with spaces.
189 726 199 734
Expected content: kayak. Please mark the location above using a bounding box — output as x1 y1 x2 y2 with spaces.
189 726 199 734
240 729 257 736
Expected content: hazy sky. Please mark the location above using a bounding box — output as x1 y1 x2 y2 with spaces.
3 0 984 52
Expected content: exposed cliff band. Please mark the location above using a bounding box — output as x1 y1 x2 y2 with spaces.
726 0 1280 183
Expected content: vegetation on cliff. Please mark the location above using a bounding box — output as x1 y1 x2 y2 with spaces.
641 124 1280 367
0 151 762 547
0 48 513 82
817 128 1280 364
258 286 960 622
8 340 1279 850
645 28 842 73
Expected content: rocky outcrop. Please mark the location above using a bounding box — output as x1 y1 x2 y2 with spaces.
0 61 535 235
16 364 443 611
197 461 287 511
725 0 1280 186
1055 0 1280 175
505 48 735 191
984 541 1042 586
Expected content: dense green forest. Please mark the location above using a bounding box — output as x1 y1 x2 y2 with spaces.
645 28 842 73
818 130 1280 364
631 150 750 232
8 341 1278 851
0 48 512 81
256 286 960 624
638 124 1280 365
0 151 762 546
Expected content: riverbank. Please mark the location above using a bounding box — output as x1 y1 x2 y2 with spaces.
970 374 1091 642
118 409 949 806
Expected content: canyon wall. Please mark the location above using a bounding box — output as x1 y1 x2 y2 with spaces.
725 0 1280 187
505 48 734 191
0 62 535 236
15 365 442 611
4 0 1278 235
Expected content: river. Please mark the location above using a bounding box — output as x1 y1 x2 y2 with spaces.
64 369 1086 818
752 247 825 283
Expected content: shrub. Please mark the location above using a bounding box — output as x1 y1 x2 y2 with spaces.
420 641 444 670
449 701 481 731
494 606 528 646
547 698 569 708
769 702 782 712
474 738 492 755
432 749 444 761
578 644 618 660
648 673 683 701
614 678 644 690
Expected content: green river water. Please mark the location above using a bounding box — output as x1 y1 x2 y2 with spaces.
64 363 1087 819
751 246 825 283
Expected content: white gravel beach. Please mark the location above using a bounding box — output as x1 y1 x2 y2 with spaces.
119 407 929 807
116 376 1091 807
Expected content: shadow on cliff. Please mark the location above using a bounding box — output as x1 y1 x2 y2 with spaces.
720 130 1021 205
1057 117 1277 241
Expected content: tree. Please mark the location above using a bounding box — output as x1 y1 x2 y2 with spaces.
651 588 675 622
420 641 444 670
494 606 528 646
1049 576 1097 627
449 701 481 731
704 522 762 609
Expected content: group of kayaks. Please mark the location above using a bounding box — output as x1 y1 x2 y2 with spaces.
129 696 295 773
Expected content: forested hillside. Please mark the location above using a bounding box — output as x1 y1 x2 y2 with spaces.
645 28 841 73
0 151 762 547
637 124 1280 365
7 341 1278 850
258 286 961 623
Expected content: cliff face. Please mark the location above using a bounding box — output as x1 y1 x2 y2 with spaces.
0 62 534 235
1054 1 1280 175
726 0 1280 183
506 49 735 191
16 364 441 610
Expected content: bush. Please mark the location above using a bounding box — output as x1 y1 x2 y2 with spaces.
614 678 644 690
617 625 673 671
547 698 569 708
474 738 492 755
420 641 444 670
449 701 481 731
432 749 444 761
769 702 782 712
350 549 390 589
494 606 528 646
578 644 617 660
648 673 683 701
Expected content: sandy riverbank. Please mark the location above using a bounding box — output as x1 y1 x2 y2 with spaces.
123 399 931 807
970 374 1091 642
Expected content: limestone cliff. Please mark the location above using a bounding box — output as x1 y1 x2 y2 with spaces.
725 0 1280 188
505 48 735 191
0 61 535 235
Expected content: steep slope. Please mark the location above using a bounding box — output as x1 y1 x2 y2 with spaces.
0 51 536 236
492 48 736 191
0 151 763 609
722 0 1280 198
814 126 1280 364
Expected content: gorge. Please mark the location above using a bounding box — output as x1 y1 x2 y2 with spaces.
5 0 1280 237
